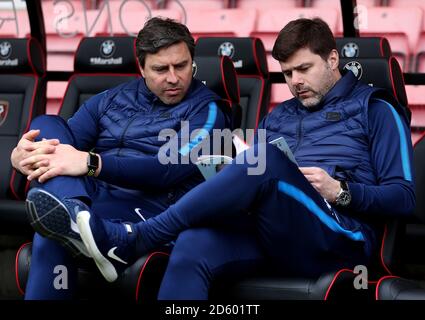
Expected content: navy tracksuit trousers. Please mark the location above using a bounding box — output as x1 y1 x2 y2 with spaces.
25 116 373 300
24 115 169 299
136 144 375 300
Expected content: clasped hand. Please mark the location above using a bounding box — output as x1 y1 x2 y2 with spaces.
11 129 88 183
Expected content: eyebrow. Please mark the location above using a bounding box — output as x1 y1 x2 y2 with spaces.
281 63 312 73
151 59 190 69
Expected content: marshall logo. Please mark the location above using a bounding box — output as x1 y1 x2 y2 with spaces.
0 101 9 127
89 40 122 65
0 41 18 66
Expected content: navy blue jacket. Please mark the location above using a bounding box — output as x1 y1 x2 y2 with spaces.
260 72 415 247
67 78 231 198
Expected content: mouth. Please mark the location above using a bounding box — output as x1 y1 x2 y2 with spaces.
297 90 310 98
164 88 181 95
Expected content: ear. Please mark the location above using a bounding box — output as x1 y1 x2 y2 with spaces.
139 65 145 77
328 49 339 71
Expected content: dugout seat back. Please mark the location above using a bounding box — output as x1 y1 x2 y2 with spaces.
57 36 141 121
195 37 270 131
0 37 46 233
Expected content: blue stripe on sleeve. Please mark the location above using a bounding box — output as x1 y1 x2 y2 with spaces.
372 98 412 181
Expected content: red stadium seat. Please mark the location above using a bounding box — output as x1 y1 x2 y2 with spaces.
356 7 423 72
46 81 67 115
42 2 108 71
165 0 230 10
185 8 256 39
236 0 300 9
103 4 182 36
250 8 339 72
0 9 30 37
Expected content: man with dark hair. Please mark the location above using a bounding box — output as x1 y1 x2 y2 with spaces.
28 18 415 300
10 17 231 299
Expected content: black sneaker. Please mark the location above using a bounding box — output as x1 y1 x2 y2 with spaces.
26 188 91 258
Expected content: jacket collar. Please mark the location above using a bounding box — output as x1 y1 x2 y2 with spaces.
139 78 201 106
296 71 357 112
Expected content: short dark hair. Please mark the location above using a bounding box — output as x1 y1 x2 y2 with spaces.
272 18 336 62
136 17 195 67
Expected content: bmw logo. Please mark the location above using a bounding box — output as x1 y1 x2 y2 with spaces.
341 42 359 58
0 41 12 59
217 42 235 58
192 61 197 77
343 61 363 80
100 40 115 58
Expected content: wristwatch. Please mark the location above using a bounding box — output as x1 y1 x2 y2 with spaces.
87 151 99 177
335 180 351 207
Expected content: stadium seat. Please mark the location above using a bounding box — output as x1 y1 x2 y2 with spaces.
164 0 230 10
311 0 379 9
235 0 300 9
356 7 423 72
0 37 46 236
42 2 108 70
193 54 242 130
58 36 141 120
0 8 30 38
336 37 392 59
376 132 425 300
184 8 256 39
406 85 425 142
250 8 339 72
195 37 270 131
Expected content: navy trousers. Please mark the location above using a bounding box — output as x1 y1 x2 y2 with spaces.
135 144 375 300
25 115 169 299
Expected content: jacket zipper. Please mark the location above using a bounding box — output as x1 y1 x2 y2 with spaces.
117 115 138 156
293 114 304 152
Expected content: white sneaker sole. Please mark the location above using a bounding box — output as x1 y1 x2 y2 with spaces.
77 211 118 282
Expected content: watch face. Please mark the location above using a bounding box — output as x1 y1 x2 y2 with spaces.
336 190 351 206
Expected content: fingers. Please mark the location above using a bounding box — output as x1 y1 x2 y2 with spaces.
23 139 60 152
20 154 49 167
28 145 56 156
21 129 40 141
37 167 59 183
27 166 49 181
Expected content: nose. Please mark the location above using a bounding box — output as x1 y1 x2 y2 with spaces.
291 71 304 87
166 68 178 84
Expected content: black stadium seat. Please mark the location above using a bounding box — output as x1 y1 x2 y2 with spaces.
336 37 392 59
195 37 270 131
376 131 425 300
0 37 46 236
193 54 242 129
58 36 141 120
